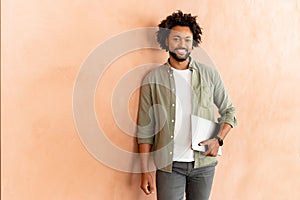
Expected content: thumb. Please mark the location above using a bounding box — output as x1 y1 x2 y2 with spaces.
148 180 155 194
199 140 208 146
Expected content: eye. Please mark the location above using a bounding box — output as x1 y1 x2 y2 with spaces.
173 37 180 41
185 38 192 43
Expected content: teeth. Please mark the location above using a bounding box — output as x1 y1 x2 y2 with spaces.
177 49 186 54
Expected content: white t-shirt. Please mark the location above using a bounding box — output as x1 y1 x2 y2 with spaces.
172 68 194 162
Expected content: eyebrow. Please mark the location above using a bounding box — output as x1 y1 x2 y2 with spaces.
172 35 192 38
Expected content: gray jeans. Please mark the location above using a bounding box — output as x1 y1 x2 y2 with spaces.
156 161 217 200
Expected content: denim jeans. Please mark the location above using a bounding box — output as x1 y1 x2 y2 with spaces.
156 161 217 200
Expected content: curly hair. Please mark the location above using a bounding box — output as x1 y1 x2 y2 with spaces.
156 10 202 51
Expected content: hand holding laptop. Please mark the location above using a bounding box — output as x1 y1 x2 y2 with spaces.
191 115 222 156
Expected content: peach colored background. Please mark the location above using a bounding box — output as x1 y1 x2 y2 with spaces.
2 0 300 199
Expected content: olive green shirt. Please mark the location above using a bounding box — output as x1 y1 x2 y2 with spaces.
137 58 237 173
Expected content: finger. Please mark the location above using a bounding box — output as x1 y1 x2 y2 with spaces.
202 150 210 156
203 147 217 156
141 185 150 195
204 149 218 157
148 182 155 194
198 140 208 146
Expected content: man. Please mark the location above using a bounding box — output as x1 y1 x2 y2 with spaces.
137 10 237 200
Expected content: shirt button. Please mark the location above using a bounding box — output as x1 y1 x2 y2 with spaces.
171 119 174 123
171 135 173 139
170 152 173 155
172 88 175 91
170 74 173 77
172 104 175 107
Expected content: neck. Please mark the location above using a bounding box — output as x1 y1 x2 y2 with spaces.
169 56 190 70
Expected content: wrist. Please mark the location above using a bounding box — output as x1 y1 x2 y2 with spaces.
215 136 223 146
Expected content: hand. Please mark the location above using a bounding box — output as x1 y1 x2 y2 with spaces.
140 172 155 195
199 138 220 157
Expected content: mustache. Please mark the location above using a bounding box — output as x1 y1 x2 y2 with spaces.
174 48 188 51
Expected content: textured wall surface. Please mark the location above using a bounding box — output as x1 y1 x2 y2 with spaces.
2 0 300 199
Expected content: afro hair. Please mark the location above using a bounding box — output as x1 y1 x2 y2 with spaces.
156 10 203 51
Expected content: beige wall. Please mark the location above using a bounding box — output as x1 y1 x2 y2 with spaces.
2 0 300 199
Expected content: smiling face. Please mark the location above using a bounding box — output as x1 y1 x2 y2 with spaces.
166 26 194 62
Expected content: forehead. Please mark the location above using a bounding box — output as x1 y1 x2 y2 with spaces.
169 26 193 37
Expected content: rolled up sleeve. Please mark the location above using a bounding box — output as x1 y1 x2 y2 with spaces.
136 77 155 144
213 71 238 128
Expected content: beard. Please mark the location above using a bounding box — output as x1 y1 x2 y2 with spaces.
169 50 191 62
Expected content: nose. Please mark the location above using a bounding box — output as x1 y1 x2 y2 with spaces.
178 38 186 48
